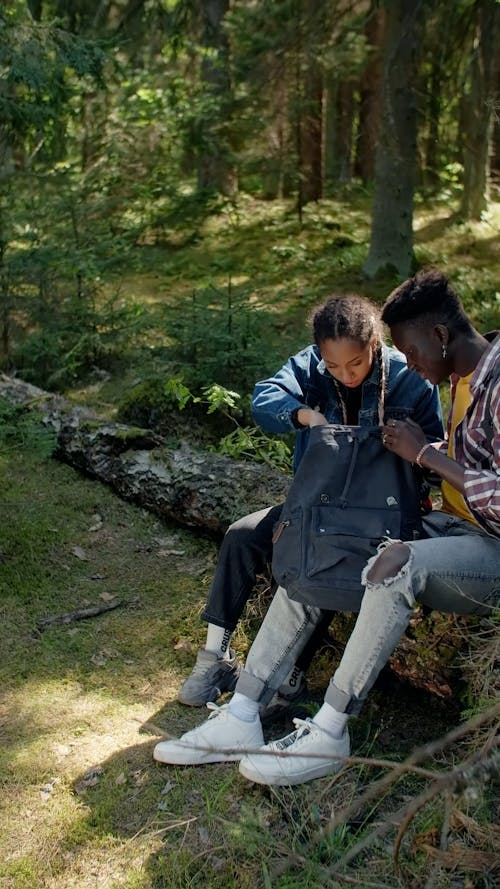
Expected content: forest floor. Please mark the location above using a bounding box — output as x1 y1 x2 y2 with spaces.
1 194 499 889
4 445 497 889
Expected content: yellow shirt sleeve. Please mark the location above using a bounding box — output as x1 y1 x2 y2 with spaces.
441 373 478 526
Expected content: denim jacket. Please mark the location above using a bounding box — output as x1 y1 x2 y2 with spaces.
252 343 444 472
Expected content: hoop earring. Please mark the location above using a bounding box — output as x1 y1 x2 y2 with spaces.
442 344 447 359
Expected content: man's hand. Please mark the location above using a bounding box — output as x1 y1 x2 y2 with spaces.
381 418 427 463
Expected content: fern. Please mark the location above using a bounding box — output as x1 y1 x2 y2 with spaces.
0 400 57 458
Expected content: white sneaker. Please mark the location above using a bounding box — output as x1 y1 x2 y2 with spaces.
153 703 264 766
239 718 349 786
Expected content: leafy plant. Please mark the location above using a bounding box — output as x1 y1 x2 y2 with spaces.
0 399 56 457
202 383 241 415
216 426 292 472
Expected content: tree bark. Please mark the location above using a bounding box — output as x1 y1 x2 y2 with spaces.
196 0 237 196
324 77 355 192
354 4 385 184
363 0 423 279
423 51 443 188
298 60 323 206
460 0 499 220
492 64 500 183
0 374 289 537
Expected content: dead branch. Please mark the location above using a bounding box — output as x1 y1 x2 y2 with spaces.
392 751 500 868
271 703 500 884
324 702 500 838
36 598 126 630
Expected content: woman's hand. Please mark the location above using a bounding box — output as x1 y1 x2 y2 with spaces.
381 418 427 463
297 408 329 427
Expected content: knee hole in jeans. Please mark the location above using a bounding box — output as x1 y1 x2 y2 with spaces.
366 542 411 584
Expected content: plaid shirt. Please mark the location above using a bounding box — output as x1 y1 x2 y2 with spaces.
453 332 500 538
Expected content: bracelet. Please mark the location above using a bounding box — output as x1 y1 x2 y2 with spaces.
415 442 432 467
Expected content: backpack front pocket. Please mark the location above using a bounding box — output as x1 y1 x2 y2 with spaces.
305 505 401 581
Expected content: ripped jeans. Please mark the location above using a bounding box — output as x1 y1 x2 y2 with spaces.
235 512 500 715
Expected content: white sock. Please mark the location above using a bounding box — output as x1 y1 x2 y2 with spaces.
229 692 260 723
205 624 232 659
312 702 348 739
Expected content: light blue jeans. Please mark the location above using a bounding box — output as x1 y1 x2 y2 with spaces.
235 512 500 715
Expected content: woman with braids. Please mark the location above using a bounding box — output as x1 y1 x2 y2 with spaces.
155 271 499 786
161 292 443 725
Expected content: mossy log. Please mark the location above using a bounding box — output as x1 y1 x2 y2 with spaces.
0 374 289 535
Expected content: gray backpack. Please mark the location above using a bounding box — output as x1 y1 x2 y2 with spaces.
271 424 423 610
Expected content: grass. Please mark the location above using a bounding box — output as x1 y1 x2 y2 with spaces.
1 429 498 888
1 193 500 888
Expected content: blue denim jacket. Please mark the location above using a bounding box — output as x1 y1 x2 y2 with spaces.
252 343 444 472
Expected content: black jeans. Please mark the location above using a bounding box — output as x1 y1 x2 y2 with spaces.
201 505 332 673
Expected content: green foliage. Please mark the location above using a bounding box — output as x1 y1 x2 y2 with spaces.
203 383 241 415
117 376 292 471
163 282 276 392
217 426 292 473
0 6 106 157
117 376 228 428
0 399 56 457
117 378 193 429
12 289 147 390
163 377 198 410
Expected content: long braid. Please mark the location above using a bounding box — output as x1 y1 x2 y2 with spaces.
332 377 348 424
375 341 386 425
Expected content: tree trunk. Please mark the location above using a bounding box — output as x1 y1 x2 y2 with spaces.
363 0 423 279
262 81 289 200
423 52 443 188
354 4 385 184
0 78 16 369
0 375 289 537
324 77 355 192
460 0 499 220
196 0 237 196
298 60 323 207
27 0 43 20
295 0 324 216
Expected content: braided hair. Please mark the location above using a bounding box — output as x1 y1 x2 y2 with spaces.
310 294 386 425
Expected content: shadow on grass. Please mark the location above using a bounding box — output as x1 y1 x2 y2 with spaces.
65 679 466 889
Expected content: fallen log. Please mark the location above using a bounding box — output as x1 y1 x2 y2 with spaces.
0 373 290 536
